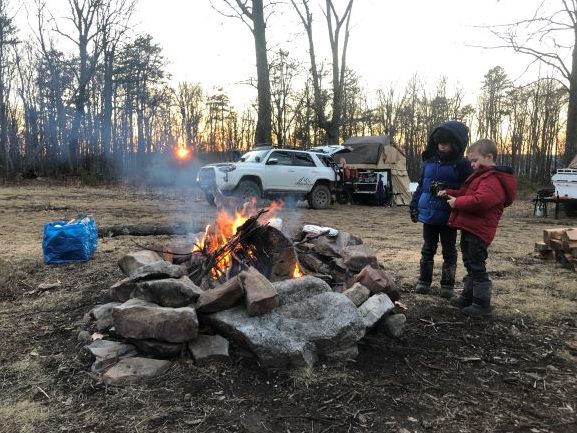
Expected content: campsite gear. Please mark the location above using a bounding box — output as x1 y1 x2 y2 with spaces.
302 224 338 237
339 135 412 206
439 262 456 298
462 281 492 317
415 259 434 294
43 216 98 264
450 276 473 308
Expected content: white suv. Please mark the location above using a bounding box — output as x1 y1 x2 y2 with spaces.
196 147 341 209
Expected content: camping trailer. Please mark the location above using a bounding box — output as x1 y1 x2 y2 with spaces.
551 153 577 216
336 135 412 206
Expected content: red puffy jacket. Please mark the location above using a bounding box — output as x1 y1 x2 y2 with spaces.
445 165 517 245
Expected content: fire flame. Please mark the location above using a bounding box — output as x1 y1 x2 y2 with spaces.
292 262 303 278
192 199 285 280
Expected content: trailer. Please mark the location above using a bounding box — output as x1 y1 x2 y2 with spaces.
534 156 577 217
328 135 412 206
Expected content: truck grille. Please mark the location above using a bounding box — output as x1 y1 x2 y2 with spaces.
198 167 216 190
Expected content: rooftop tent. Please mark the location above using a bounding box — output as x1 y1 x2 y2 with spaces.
340 135 412 205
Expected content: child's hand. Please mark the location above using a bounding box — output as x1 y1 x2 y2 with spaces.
437 190 448 198
446 195 456 207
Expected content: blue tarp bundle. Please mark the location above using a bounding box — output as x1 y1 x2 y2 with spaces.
42 217 99 264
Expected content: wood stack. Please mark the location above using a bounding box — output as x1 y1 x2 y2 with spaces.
535 227 577 270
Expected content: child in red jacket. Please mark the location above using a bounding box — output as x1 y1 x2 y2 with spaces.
438 139 517 317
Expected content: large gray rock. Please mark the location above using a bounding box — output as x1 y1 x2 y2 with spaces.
85 339 137 372
108 261 187 302
132 276 203 307
205 276 365 367
89 302 121 331
112 299 198 343
195 276 244 313
342 283 371 306
131 339 184 359
358 293 395 328
103 357 171 385
188 334 230 365
118 250 163 276
240 267 279 316
341 244 378 272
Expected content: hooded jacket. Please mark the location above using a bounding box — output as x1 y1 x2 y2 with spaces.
445 165 517 245
411 121 473 225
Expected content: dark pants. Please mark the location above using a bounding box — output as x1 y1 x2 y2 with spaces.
460 231 489 284
421 223 458 265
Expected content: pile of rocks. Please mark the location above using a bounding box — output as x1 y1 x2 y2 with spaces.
82 229 406 385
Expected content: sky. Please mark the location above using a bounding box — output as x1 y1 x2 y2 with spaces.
14 0 570 107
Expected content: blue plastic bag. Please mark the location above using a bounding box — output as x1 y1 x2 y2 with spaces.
42 217 99 264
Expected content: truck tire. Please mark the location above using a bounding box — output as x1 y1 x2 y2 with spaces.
336 190 350 204
307 184 331 209
564 201 577 217
235 179 262 202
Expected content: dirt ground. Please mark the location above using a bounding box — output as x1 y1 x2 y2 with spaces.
1 181 576 433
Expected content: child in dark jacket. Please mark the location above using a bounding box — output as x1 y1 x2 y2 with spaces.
439 139 517 317
410 121 473 298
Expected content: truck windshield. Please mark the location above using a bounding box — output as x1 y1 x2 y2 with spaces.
240 150 269 163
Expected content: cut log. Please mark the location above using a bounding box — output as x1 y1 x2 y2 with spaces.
549 239 564 251
534 241 552 252
99 223 199 238
538 250 555 261
560 229 577 250
543 228 570 245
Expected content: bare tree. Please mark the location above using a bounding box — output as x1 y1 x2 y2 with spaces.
488 1 577 166
176 82 203 153
214 0 272 145
291 0 353 144
269 49 302 146
0 0 18 178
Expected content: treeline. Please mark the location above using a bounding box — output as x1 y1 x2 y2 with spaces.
0 1 569 183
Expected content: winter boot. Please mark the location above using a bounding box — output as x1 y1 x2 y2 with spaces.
415 260 434 294
463 281 492 317
450 276 474 308
439 262 457 299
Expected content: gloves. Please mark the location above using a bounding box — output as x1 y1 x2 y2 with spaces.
409 206 419 223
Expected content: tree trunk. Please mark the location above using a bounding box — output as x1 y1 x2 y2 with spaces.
252 0 272 145
565 38 577 166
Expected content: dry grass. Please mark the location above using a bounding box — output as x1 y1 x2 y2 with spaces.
0 181 576 432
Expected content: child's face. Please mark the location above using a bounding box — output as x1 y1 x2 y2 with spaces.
467 149 494 170
437 142 452 155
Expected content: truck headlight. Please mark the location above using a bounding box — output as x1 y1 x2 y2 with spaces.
218 164 236 173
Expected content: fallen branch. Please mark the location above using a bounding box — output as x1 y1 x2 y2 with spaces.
98 223 199 238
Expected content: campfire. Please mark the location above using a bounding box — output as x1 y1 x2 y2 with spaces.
185 200 295 286
83 200 404 384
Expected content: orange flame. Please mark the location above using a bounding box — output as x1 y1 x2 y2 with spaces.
292 262 303 278
192 200 287 280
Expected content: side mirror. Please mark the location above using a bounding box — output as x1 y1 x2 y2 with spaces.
266 158 278 165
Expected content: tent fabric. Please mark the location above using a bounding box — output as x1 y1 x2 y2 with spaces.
341 135 412 205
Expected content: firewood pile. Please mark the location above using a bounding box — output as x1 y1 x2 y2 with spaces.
534 227 577 271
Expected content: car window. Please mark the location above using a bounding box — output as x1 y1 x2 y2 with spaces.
268 150 293 165
240 150 269 162
318 155 336 167
292 152 316 167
